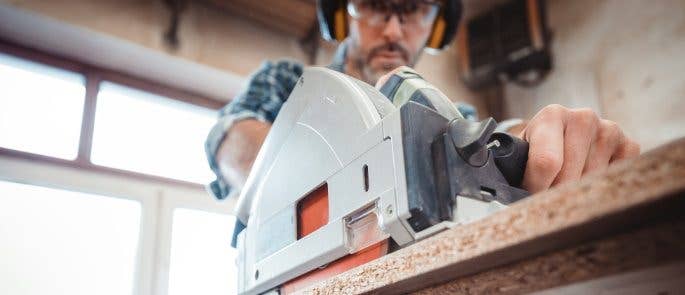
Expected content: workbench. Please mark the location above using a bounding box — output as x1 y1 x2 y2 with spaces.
303 138 685 294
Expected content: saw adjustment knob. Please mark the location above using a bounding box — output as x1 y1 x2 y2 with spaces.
447 118 498 167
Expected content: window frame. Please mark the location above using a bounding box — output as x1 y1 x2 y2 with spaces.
0 39 237 295
0 39 225 189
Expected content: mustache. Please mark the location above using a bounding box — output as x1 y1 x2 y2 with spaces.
367 43 410 63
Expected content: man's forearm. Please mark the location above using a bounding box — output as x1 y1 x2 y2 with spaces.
216 119 271 190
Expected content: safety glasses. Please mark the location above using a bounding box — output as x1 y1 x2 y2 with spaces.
347 0 441 29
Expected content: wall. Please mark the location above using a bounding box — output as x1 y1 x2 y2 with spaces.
502 0 685 150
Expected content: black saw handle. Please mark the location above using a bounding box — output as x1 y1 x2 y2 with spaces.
490 132 529 188
379 66 530 191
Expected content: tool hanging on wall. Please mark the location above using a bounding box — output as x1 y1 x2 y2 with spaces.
164 0 187 50
457 0 552 89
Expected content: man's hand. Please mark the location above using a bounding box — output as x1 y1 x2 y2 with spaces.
520 104 640 193
375 67 640 194
216 119 271 190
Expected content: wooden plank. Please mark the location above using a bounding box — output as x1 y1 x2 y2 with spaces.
414 218 685 294
303 138 685 294
205 0 316 39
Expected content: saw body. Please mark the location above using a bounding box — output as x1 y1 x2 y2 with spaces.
235 67 528 294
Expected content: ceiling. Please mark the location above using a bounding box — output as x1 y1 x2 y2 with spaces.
200 0 512 40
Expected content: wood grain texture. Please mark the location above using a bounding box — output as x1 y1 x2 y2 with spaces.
302 138 685 294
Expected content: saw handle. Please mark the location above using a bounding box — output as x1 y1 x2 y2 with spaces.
490 133 529 188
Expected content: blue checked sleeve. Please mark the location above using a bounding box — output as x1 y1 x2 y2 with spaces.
456 103 478 121
205 60 304 199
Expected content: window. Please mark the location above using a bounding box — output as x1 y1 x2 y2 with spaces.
91 82 217 183
0 180 141 295
168 208 238 295
0 45 233 295
0 52 85 159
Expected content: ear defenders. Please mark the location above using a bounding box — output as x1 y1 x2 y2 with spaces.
316 0 463 51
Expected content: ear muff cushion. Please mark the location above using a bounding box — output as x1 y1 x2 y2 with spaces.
428 0 463 50
317 0 348 41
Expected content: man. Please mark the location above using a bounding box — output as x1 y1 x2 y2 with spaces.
205 0 639 206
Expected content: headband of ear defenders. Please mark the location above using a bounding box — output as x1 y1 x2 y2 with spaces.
316 0 462 50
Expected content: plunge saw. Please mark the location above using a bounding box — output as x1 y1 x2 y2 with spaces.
234 67 530 294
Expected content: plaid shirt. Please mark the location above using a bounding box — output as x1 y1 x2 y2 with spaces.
205 44 478 200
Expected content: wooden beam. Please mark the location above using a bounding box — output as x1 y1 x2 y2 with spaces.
204 0 317 39
303 138 685 294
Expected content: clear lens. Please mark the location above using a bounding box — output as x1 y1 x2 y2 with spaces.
347 1 386 26
344 202 389 253
412 3 440 27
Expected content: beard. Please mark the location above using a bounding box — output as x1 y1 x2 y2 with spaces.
354 42 416 85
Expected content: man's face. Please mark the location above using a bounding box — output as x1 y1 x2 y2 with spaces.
346 0 439 84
